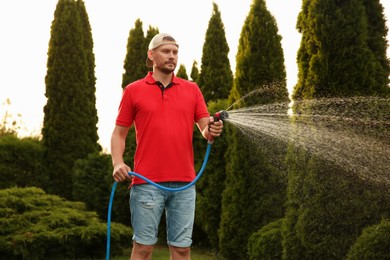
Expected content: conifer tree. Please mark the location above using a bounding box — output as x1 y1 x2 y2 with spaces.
293 0 389 99
219 0 289 258
198 3 233 103
176 64 188 79
362 0 390 93
285 0 390 258
194 99 229 250
190 60 200 82
233 0 288 107
122 19 148 87
42 0 99 199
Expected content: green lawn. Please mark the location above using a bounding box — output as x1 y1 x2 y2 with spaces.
111 245 220 259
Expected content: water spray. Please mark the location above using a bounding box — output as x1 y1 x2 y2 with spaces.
105 111 228 260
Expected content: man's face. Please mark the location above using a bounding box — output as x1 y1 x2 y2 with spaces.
150 43 178 74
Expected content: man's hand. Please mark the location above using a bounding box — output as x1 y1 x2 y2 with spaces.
112 162 132 182
208 116 224 139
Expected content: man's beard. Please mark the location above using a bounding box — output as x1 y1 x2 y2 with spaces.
157 63 176 74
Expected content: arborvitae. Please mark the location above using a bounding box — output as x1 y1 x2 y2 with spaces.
285 0 390 258
190 60 200 82
145 25 159 44
362 0 390 93
292 0 311 100
293 0 388 99
42 0 99 199
76 0 99 151
194 99 229 250
198 3 233 103
176 64 188 79
194 3 232 249
219 0 289 258
122 19 148 87
233 0 288 107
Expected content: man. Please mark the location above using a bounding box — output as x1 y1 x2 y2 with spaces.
111 33 223 260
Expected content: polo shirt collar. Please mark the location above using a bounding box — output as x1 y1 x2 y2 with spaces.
145 71 180 86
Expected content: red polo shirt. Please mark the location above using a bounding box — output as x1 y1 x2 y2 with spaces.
116 72 209 185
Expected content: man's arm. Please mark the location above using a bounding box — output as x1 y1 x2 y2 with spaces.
110 125 132 182
196 116 223 141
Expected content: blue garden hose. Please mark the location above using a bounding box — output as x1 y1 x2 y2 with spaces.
106 142 212 260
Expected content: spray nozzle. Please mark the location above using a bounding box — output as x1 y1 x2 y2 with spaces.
213 110 229 122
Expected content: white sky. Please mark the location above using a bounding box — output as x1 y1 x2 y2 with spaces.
0 0 389 152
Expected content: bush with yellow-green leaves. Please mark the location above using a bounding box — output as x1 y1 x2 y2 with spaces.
0 187 132 259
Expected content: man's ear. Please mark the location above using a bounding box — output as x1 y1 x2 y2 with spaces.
147 50 154 61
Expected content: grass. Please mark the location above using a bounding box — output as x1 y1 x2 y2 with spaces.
111 245 220 259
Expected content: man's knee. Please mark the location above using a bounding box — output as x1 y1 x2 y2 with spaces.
170 246 190 259
131 242 154 259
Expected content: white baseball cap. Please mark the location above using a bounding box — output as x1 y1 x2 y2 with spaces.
146 33 179 67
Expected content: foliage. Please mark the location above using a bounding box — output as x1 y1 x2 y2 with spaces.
283 111 390 259
195 99 229 250
362 0 390 91
72 152 131 226
0 99 22 136
248 218 284 260
293 0 389 99
190 60 200 82
122 19 149 87
233 0 288 107
0 134 48 190
198 3 233 103
176 64 189 79
218 0 289 258
42 0 100 199
219 127 287 259
0 187 132 259
285 0 390 258
346 218 390 260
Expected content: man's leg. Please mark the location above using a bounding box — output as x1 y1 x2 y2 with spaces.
130 185 165 259
130 242 154 260
165 184 195 259
169 246 190 260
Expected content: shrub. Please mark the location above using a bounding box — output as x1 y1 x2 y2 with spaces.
346 218 390 260
247 218 284 260
0 134 47 189
0 187 132 259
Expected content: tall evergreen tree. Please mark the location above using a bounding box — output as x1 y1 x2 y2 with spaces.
219 0 289 258
42 0 99 199
198 3 233 103
190 60 200 82
362 0 390 93
293 0 388 99
233 0 288 107
194 99 229 251
176 64 188 79
122 19 148 87
284 0 390 258
77 0 99 147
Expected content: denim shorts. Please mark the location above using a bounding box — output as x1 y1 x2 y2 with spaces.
129 182 196 247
